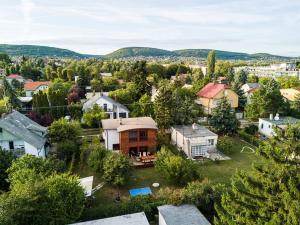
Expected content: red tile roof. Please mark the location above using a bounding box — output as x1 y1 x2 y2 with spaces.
6 74 24 79
197 83 229 98
24 81 50 91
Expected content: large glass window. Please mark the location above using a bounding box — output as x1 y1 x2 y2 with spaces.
129 130 138 142
139 130 148 141
191 145 206 156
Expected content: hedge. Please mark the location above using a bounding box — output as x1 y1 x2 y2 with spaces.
238 130 263 147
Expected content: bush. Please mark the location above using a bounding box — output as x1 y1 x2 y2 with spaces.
217 136 234 155
244 125 258 135
155 147 199 185
57 140 79 162
88 143 108 174
238 130 262 147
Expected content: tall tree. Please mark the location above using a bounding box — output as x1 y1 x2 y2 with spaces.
245 79 288 121
215 123 300 225
207 50 216 79
209 97 239 134
154 82 173 130
232 81 247 110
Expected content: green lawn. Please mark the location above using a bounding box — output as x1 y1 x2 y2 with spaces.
76 136 263 221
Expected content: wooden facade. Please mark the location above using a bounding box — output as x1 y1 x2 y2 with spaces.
119 128 157 155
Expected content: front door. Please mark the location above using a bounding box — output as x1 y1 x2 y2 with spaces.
9 141 14 150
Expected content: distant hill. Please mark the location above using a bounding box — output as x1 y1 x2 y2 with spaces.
0 44 99 58
105 47 176 58
106 47 293 60
0 44 295 60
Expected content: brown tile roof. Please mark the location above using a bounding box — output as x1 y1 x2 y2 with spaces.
197 83 229 98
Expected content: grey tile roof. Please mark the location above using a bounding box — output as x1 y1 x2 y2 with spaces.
0 111 47 148
82 94 129 112
172 124 218 138
158 204 211 225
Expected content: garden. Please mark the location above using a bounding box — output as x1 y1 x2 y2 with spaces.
76 136 263 222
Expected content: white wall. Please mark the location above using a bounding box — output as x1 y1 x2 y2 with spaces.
24 142 46 158
258 119 274 137
158 212 167 225
103 129 119 150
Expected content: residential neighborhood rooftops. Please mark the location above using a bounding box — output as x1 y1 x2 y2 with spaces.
24 81 51 91
0 111 47 149
158 204 211 225
172 124 218 138
102 117 157 131
69 212 150 225
197 83 229 98
83 94 129 112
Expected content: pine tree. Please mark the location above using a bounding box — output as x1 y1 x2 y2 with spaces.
209 97 239 134
215 123 300 225
154 83 173 130
232 81 247 110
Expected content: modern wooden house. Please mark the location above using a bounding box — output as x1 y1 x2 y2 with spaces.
102 117 158 157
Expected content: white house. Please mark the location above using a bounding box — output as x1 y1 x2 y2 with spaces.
158 205 211 225
24 81 51 97
241 83 261 103
83 94 129 119
0 111 48 157
171 124 218 159
259 114 299 137
70 212 150 225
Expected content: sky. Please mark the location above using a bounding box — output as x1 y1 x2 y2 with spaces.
0 0 299 56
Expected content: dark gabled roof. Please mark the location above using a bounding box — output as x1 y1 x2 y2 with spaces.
0 111 47 148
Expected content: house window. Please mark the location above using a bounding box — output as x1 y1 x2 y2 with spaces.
103 104 108 112
113 144 120 151
261 123 264 129
208 139 214 146
191 145 206 156
129 130 138 142
139 130 148 141
9 141 14 150
119 112 127 118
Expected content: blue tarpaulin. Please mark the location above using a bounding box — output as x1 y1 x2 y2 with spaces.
129 187 152 197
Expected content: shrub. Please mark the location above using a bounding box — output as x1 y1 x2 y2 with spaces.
88 143 108 174
155 147 199 185
244 125 258 135
217 136 234 155
238 130 262 147
57 140 79 162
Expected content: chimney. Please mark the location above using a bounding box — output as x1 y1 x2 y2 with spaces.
269 114 273 121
